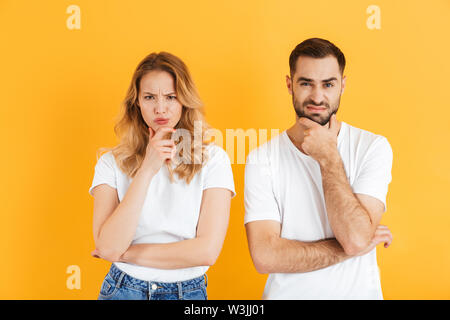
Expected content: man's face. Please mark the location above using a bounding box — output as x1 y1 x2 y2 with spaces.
287 55 346 126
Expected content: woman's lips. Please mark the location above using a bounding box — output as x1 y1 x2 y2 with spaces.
155 119 169 125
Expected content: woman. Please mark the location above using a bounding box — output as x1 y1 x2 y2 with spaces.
88 52 235 300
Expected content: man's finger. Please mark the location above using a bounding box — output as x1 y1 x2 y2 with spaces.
384 236 393 247
374 229 392 238
298 117 320 129
328 114 339 135
375 233 392 245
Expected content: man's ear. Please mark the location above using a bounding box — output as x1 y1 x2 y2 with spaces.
286 75 293 95
341 75 346 95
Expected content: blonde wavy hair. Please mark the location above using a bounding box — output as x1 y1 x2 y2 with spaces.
96 52 212 184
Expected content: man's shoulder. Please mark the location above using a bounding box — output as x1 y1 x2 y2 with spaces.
246 131 285 165
342 121 392 156
343 121 389 145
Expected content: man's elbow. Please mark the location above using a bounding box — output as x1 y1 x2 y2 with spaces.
342 235 370 256
249 249 273 274
253 259 271 274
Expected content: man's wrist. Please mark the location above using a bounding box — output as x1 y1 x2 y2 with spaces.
318 147 341 168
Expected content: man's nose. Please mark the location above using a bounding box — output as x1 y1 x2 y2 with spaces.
309 87 325 105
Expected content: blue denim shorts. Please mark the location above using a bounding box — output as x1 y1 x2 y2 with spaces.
97 263 208 300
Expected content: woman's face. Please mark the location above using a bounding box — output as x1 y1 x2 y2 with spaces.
138 70 183 131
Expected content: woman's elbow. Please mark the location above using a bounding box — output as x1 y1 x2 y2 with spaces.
201 244 222 266
96 246 124 262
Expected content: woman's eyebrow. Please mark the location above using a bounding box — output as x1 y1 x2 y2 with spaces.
142 91 176 95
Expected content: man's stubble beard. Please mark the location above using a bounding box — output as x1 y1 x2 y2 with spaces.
293 92 341 126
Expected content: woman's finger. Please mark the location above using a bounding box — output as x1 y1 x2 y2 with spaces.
154 139 176 147
158 147 176 154
152 127 176 141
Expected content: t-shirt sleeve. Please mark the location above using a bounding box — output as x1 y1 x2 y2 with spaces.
88 152 117 196
351 137 393 211
244 149 281 224
202 145 236 198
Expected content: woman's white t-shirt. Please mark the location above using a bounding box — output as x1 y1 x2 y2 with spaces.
244 122 393 299
89 143 235 282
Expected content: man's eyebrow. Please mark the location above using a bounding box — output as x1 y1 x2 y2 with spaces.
142 91 176 95
296 77 338 83
297 77 314 83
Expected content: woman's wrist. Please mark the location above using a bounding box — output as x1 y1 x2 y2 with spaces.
137 164 158 179
118 249 130 263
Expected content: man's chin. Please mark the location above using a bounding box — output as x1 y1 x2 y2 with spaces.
302 114 330 126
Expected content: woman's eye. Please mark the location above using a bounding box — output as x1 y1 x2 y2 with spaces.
167 95 177 100
144 96 155 100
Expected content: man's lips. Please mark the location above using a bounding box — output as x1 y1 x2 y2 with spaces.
306 105 327 112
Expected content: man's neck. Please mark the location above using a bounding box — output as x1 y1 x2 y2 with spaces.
286 120 307 154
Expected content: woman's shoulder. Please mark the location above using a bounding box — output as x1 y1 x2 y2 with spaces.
97 150 118 169
204 143 230 163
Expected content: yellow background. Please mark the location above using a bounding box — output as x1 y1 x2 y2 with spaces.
1 0 449 299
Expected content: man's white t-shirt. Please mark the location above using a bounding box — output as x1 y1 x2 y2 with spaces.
244 121 393 300
89 143 235 282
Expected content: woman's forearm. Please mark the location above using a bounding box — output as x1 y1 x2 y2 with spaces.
115 188 231 269
96 167 157 260
119 237 217 269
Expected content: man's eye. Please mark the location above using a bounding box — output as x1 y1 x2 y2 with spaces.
324 83 334 88
300 83 310 86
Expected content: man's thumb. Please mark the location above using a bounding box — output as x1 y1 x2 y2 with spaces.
329 114 339 134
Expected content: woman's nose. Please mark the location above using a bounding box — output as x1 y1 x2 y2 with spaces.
154 99 167 114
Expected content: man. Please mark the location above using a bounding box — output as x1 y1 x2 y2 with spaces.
244 38 393 299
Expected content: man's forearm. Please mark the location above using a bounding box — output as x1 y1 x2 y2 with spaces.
254 237 351 274
319 152 373 255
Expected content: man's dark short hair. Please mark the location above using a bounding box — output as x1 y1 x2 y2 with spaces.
289 38 346 77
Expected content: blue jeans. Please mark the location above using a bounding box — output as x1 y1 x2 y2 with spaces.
97 263 208 300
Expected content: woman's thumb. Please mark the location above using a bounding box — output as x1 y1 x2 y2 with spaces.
148 126 154 138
